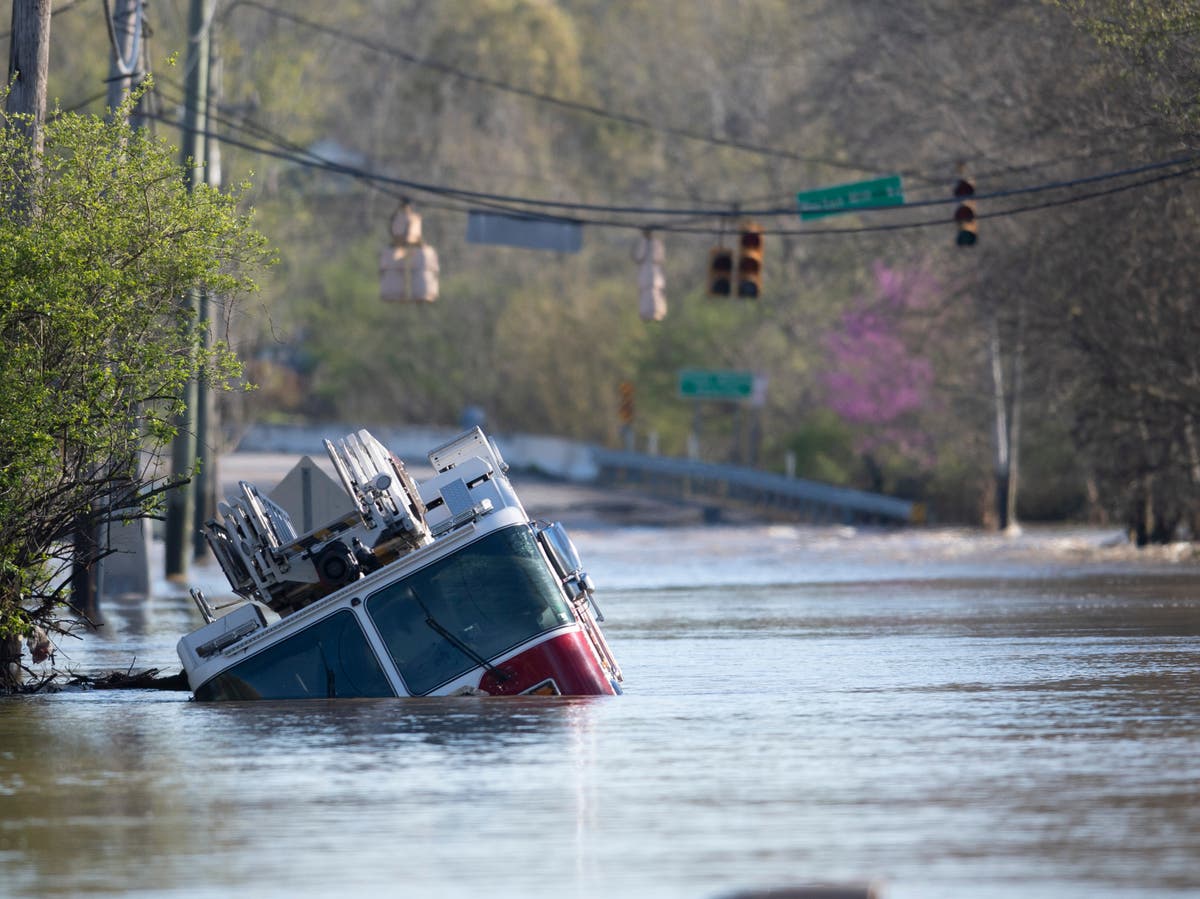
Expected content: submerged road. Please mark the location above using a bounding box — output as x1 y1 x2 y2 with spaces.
7 516 1200 899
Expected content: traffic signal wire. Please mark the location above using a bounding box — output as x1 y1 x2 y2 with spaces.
145 109 1200 237
151 78 770 212
221 1 1192 193
656 163 1200 237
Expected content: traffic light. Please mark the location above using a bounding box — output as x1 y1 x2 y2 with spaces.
954 178 977 247
618 381 635 425
736 223 764 298
708 247 733 296
635 231 667 322
380 204 439 301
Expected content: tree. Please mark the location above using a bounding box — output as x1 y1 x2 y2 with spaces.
35 0 1200 536
821 260 939 486
0 93 269 689
1060 0 1200 129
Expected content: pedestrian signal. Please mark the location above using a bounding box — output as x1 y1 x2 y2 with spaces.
736 224 764 298
954 179 977 247
708 247 733 297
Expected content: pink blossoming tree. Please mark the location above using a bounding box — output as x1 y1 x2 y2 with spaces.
822 260 939 470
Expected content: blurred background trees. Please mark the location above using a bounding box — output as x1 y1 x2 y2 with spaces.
12 0 1200 537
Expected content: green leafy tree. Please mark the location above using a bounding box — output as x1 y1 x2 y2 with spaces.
0 95 269 686
1060 0 1200 127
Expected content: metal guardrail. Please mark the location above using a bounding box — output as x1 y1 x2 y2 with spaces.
235 424 923 525
591 448 923 525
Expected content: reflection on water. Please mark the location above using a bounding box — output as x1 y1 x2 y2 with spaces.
2 525 1199 899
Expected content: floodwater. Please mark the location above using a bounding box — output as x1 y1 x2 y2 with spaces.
2 524 1199 899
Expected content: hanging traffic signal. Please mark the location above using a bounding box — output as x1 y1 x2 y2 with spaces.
618 381 635 425
736 223 764 298
634 230 667 321
954 178 977 247
380 204 439 301
708 247 733 296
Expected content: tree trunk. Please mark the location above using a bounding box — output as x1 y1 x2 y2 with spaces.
987 304 1010 531
1134 476 1153 547
105 0 143 117
72 513 101 624
1 634 23 691
1004 294 1025 535
1184 415 1200 537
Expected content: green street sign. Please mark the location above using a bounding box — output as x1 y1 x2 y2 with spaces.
796 174 904 220
678 369 755 400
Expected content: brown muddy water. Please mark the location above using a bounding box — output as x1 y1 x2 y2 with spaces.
1 524 1198 899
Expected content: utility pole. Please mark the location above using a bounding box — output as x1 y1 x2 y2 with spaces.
958 162 1019 533
93 0 154 609
193 22 222 560
6 1 51 149
6 0 51 215
164 0 213 579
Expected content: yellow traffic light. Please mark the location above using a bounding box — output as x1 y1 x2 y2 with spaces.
736 223 763 298
618 381 635 425
954 179 977 247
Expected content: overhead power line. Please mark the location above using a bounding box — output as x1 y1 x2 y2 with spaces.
662 163 1200 237
235 0 907 180
150 104 1200 229
152 77 780 210
241 2 1197 199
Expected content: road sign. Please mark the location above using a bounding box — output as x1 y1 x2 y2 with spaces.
467 210 583 252
796 174 904 220
678 369 755 400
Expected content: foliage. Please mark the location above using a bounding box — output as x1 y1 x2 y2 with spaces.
822 260 938 468
1059 1 1200 127
0 94 269 639
779 409 858 486
22 1 1200 537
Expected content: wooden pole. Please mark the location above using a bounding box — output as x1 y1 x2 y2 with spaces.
5 0 52 216
6 0 51 152
193 22 222 559
164 0 213 578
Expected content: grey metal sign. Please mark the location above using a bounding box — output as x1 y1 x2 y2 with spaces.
467 211 583 253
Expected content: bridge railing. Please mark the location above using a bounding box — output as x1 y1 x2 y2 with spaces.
591 448 923 526
235 424 923 526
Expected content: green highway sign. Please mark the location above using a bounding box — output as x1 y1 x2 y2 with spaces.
796 174 904 220
678 369 755 400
